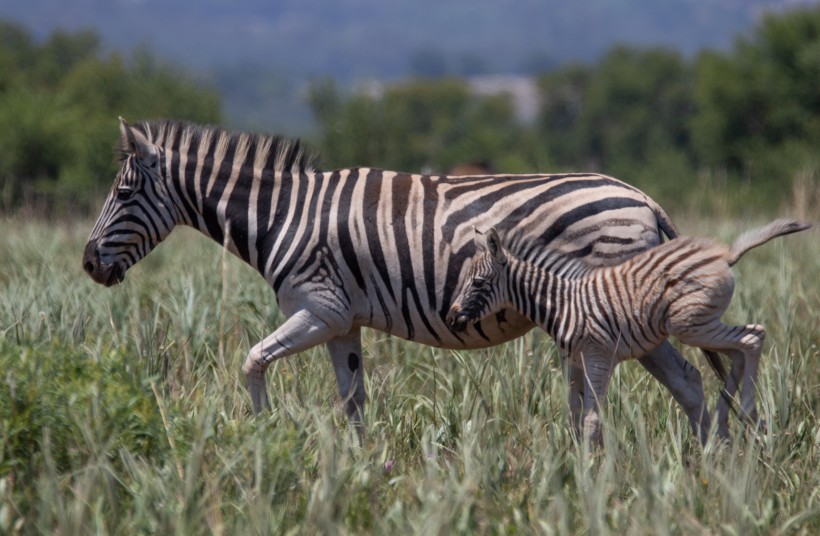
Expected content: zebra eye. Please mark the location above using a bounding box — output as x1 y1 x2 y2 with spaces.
116 188 136 201
472 278 487 289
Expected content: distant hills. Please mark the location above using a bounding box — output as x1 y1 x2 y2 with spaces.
3 1 813 77
1 0 814 132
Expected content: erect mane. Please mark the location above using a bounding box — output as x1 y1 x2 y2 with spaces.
121 119 319 173
501 231 594 278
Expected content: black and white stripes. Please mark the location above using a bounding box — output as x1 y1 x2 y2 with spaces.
83 118 715 436
447 220 810 441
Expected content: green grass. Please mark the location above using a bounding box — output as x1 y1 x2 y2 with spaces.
0 214 818 535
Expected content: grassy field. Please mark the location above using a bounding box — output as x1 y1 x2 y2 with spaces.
0 212 817 534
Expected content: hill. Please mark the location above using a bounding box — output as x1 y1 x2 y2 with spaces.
1 0 811 78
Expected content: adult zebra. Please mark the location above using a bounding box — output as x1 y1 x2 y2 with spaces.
83 118 715 439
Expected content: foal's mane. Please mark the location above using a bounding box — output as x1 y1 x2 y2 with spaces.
500 231 595 278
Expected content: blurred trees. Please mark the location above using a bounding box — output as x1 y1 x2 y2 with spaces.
536 47 697 196
0 22 221 213
2 6 818 216
311 7 820 213
691 8 820 187
309 78 531 173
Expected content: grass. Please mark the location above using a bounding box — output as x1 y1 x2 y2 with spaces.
0 212 818 534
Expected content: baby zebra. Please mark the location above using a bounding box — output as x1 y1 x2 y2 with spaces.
446 219 811 443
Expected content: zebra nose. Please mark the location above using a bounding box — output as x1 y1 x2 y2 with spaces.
82 240 100 275
446 305 469 332
446 304 459 326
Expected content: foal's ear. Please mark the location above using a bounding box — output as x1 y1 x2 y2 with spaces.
473 226 487 252
485 228 507 264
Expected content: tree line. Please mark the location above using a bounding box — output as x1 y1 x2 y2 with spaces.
0 22 220 213
312 7 819 213
1 7 817 215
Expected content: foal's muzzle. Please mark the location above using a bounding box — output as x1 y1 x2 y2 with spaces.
446 304 472 333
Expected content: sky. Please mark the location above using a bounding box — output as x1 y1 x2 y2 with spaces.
2 0 815 80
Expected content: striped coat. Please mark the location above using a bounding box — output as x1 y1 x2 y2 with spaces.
84 118 714 438
447 220 810 442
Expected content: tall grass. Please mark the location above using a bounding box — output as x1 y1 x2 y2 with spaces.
0 213 817 534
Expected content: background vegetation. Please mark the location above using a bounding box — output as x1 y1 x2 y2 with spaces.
0 22 220 213
311 7 820 213
0 212 817 534
1 7 819 215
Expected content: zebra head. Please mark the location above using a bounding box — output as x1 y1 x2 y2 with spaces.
82 118 177 286
446 227 509 332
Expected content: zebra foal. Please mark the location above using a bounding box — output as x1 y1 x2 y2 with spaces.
447 219 811 443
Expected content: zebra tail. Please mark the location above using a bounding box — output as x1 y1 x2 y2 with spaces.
650 198 680 242
702 349 727 383
728 218 812 267
650 198 729 382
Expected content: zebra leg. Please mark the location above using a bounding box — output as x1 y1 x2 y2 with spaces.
243 309 348 414
637 341 710 443
715 351 743 440
678 323 765 438
580 349 613 447
738 325 765 429
326 328 367 444
565 354 585 440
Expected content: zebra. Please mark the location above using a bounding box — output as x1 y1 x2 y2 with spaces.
83 117 716 440
446 220 811 443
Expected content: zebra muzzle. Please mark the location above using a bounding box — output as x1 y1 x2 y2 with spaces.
446 305 474 333
82 240 125 287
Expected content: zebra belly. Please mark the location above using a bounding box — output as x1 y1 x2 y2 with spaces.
372 307 537 349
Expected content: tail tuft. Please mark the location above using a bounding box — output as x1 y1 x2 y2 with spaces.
728 218 812 266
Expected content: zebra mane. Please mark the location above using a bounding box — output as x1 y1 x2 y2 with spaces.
120 119 319 173
500 231 594 279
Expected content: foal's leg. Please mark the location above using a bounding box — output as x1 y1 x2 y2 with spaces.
715 350 744 440
561 349 584 439
579 349 614 447
737 325 765 424
676 322 766 438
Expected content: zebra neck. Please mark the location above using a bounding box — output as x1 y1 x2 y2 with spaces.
135 119 316 277
178 159 306 277
507 256 575 342
507 257 555 328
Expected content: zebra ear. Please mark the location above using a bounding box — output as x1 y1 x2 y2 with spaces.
485 228 507 264
119 117 157 164
473 226 487 251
